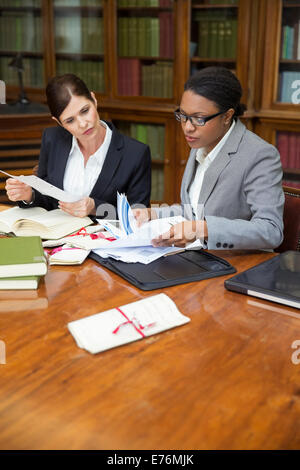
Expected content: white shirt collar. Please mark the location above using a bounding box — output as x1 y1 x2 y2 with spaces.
69 120 112 161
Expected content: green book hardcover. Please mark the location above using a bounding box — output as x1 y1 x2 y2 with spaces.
136 124 148 145
0 236 47 278
209 20 219 58
0 275 41 290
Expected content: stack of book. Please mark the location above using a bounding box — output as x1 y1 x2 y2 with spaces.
114 121 165 200
194 10 237 59
54 15 104 55
118 1 173 7
0 11 42 53
118 14 174 58
118 58 173 97
0 236 47 290
277 131 300 189
281 21 300 60
56 59 104 93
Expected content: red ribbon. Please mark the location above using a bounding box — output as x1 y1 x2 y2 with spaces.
67 227 116 241
112 307 156 338
49 246 79 255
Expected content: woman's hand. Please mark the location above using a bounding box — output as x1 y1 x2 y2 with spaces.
58 197 95 217
152 220 208 248
132 207 158 227
5 178 33 203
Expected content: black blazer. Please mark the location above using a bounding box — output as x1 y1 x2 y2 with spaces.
21 121 151 217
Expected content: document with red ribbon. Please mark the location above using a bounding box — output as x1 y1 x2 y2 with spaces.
67 294 190 354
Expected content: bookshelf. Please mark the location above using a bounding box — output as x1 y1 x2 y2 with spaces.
116 0 175 98
0 0 44 89
255 0 300 189
0 0 299 202
54 0 105 93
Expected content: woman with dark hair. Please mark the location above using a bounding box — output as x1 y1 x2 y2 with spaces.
6 74 151 218
134 67 284 250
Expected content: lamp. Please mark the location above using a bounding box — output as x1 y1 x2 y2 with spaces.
0 53 48 114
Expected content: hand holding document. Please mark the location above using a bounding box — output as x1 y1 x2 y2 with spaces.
0 170 79 203
65 193 202 264
68 293 190 354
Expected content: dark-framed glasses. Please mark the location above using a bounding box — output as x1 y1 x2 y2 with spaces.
174 109 224 127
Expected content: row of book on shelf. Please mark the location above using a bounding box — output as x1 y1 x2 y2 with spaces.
55 16 104 55
0 13 42 53
116 121 165 200
278 71 300 103
194 12 237 59
118 58 173 97
0 56 44 88
277 131 300 170
0 0 41 6
118 14 174 58
56 59 104 93
281 21 300 60
116 121 165 161
118 0 173 6
200 0 238 4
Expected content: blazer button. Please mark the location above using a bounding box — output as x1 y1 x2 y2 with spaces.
229 244 234 248
223 243 228 248
216 242 221 248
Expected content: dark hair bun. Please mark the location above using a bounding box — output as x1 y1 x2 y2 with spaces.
184 66 246 119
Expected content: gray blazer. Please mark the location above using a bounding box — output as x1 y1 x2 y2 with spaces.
156 120 284 250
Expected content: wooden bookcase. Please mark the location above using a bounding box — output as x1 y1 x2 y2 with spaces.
0 0 299 205
254 0 300 188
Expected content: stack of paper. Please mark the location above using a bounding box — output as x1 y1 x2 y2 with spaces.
64 193 190 264
68 293 190 354
47 245 90 266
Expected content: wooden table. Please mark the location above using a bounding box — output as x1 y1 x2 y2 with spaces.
0 245 299 451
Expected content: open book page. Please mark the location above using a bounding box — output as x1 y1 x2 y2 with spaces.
0 206 47 233
0 170 78 203
12 209 93 239
67 293 190 354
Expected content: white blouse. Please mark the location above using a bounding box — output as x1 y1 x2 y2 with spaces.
63 121 112 199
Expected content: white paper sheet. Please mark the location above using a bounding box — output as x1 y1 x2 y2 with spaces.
0 170 79 203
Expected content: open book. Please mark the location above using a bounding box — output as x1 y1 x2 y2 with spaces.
68 293 190 354
0 206 93 239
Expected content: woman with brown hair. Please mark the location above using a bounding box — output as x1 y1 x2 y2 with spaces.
6 74 151 218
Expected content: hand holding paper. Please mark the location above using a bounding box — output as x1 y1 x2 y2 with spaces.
5 176 33 203
1 170 79 203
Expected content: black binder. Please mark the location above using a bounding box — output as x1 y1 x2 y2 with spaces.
224 251 300 309
89 249 236 291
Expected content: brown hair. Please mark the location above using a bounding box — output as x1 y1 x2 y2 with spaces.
46 74 94 120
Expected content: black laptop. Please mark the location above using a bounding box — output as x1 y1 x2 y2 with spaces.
224 251 300 309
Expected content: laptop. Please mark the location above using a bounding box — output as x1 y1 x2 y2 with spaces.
224 251 300 309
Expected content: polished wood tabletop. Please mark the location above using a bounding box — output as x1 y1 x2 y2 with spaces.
0 239 299 450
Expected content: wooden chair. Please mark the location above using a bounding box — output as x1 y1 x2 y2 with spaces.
275 185 300 253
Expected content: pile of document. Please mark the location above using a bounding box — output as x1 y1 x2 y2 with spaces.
68 293 190 354
69 193 185 264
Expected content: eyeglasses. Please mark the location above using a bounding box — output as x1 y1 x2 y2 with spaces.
174 109 224 127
